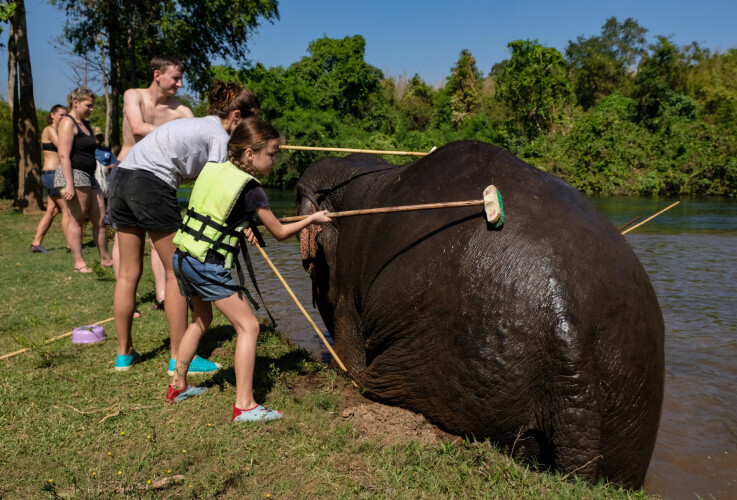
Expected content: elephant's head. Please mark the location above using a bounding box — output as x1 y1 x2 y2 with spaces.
295 153 398 340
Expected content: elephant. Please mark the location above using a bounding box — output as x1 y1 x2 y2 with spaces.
295 140 664 488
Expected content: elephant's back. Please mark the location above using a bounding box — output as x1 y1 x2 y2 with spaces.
349 142 663 447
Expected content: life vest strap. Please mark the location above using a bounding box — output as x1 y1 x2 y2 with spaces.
180 208 238 254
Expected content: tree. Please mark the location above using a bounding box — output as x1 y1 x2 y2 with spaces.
633 36 690 123
600 17 648 71
400 74 436 131
445 49 482 125
495 40 575 139
5 0 44 212
289 35 385 120
685 47 737 128
566 17 648 109
0 1 14 36
51 0 279 146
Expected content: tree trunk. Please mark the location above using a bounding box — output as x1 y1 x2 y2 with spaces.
106 16 121 148
99 40 112 145
9 0 43 213
7 7 19 173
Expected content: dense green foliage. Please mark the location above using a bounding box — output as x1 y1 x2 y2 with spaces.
201 19 735 196
4 17 736 197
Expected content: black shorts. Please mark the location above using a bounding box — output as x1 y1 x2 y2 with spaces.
109 168 181 232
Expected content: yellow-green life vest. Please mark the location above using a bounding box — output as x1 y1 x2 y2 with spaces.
173 161 258 269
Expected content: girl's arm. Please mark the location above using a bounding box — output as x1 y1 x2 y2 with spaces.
57 117 76 200
247 207 331 243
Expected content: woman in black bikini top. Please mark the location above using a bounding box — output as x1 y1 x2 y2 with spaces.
30 104 68 253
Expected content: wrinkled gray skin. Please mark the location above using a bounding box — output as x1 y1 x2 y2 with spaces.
296 141 664 488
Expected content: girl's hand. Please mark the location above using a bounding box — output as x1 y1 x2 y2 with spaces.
244 227 258 246
310 210 332 224
61 186 75 200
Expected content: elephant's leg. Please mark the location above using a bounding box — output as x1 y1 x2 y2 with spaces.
550 391 603 481
331 295 367 381
544 296 603 481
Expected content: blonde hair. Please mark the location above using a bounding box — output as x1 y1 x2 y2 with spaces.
207 79 260 119
67 87 95 108
228 118 281 175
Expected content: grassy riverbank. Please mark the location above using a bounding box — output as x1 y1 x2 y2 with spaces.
0 204 652 499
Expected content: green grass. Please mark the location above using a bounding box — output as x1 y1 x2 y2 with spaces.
0 203 654 499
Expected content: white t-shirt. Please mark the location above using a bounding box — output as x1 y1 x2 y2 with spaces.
118 115 229 188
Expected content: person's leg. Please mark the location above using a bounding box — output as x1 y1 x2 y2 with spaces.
171 296 213 390
90 189 112 266
31 196 61 248
113 226 145 356
58 197 69 249
112 226 141 319
149 231 188 360
66 187 91 271
112 232 120 278
149 238 167 308
214 292 261 410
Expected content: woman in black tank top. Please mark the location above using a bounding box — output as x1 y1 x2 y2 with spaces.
57 87 112 273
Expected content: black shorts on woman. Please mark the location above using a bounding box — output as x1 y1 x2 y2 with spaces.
109 168 181 232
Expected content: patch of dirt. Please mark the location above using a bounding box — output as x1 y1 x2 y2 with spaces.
341 402 456 447
210 346 232 358
288 372 457 447
0 199 17 214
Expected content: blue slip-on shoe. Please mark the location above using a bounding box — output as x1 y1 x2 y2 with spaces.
166 384 208 404
232 404 283 423
115 350 140 372
167 354 222 376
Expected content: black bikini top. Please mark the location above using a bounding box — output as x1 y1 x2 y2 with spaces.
42 142 58 152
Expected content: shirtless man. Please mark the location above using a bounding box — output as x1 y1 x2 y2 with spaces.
118 55 193 160
112 55 192 313
112 55 220 375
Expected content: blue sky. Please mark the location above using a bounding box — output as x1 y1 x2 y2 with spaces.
3 0 736 110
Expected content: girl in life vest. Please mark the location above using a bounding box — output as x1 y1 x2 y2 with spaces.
167 118 331 422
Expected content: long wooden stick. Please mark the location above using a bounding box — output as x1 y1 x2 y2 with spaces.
618 216 640 232
269 199 485 224
0 316 115 361
254 242 348 372
281 145 428 156
621 201 680 234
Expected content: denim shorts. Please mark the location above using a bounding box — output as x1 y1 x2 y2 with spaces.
173 251 238 301
41 170 61 198
109 168 181 232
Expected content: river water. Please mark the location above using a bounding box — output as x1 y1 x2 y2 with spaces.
228 190 737 499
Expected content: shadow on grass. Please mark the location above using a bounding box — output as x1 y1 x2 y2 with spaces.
208 336 317 402
136 289 160 310
198 324 236 355
138 337 171 364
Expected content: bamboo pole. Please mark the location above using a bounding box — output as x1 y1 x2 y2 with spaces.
621 201 680 234
254 242 348 372
266 199 485 225
618 216 641 232
281 145 429 156
0 316 115 361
